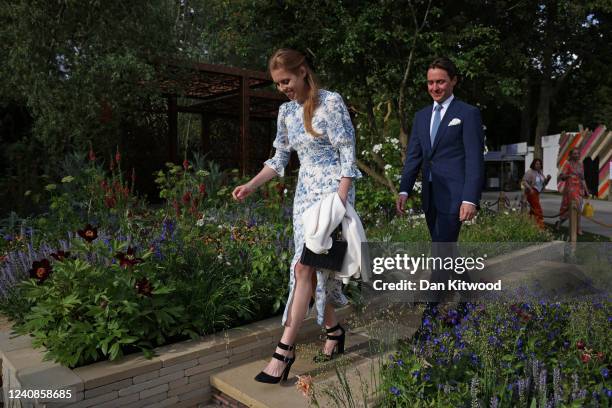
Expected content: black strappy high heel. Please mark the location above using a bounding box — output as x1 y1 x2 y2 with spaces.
254 341 296 384
313 323 346 362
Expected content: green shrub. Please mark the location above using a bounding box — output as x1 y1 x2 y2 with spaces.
12 239 182 367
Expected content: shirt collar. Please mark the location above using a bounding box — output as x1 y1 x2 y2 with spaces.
433 94 454 112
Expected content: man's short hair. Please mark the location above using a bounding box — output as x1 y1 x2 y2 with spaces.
429 57 458 80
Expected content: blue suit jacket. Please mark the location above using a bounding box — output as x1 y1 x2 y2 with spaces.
399 98 484 214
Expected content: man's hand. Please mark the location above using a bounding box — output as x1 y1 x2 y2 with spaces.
396 194 408 216
459 202 477 222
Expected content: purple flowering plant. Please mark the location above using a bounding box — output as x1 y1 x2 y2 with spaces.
381 301 610 407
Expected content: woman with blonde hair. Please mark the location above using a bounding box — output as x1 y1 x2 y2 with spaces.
232 48 362 383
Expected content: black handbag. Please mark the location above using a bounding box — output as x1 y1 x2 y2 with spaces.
300 225 347 272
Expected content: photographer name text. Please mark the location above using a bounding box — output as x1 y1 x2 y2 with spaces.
372 279 502 291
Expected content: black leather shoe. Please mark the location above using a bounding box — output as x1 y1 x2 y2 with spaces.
254 342 295 384
313 324 346 362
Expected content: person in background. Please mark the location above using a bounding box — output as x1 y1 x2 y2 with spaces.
556 148 589 234
522 158 551 229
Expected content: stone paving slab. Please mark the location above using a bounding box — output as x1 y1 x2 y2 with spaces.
210 320 418 408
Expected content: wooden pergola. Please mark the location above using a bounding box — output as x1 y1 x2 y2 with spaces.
159 61 287 175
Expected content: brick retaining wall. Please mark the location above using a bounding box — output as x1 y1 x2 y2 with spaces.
0 307 352 408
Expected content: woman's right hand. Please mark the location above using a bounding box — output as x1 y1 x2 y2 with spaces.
232 184 255 202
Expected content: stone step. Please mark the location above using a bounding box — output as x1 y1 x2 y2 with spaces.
209 331 372 408
209 313 420 408
502 259 604 299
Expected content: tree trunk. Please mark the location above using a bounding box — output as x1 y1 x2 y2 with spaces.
534 77 552 160
519 80 531 144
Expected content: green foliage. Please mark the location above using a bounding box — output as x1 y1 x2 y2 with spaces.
459 210 554 243
367 209 553 244
0 153 293 367
12 239 183 367
355 176 403 226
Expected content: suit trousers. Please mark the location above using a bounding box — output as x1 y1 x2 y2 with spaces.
424 183 467 302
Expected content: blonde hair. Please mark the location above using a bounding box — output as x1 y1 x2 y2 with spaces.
269 48 322 137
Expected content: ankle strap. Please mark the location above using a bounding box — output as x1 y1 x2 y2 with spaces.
277 341 294 351
272 352 294 364
325 324 343 334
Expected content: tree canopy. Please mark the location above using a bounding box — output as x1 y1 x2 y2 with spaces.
1 0 611 213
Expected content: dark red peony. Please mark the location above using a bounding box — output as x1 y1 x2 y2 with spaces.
116 247 143 268
29 259 53 283
77 224 98 243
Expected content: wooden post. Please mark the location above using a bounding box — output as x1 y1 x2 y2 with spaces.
498 191 506 212
167 95 178 164
569 202 578 243
239 75 250 176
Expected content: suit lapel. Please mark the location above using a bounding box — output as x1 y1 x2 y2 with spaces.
431 98 459 154
422 108 433 154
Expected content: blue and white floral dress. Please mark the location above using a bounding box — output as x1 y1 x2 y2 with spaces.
264 89 362 326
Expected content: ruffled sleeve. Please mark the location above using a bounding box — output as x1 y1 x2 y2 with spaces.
264 103 292 177
326 92 362 179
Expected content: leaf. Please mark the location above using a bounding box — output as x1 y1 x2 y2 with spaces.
109 342 121 360
150 286 173 295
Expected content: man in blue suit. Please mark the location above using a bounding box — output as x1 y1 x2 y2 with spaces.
396 58 484 317
396 57 484 243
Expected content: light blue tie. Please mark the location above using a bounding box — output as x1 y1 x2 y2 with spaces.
429 104 442 181
430 104 442 147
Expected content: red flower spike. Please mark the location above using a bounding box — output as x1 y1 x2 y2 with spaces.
50 250 71 261
183 159 189 170
172 199 181 217
182 191 192 205
104 195 116 208
581 353 591 363
88 141 96 162
135 278 153 297
77 224 98 243
29 259 52 283
115 149 121 164
596 352 605 361
576 340 585 350
198 183 206 195
116 246 143 268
